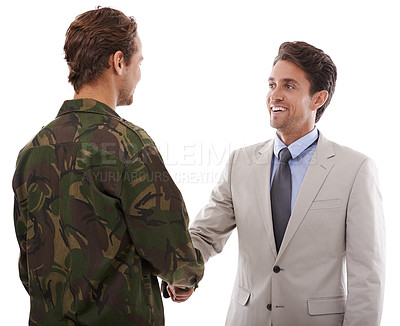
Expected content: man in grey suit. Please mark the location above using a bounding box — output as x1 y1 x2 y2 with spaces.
168 41 385 326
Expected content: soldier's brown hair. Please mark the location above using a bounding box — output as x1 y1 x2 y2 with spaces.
273 41 337 123
64 7 138 93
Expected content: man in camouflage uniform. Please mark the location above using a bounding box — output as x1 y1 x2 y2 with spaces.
12 7 204 325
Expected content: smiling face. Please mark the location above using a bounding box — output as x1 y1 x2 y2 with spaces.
267 60 327 145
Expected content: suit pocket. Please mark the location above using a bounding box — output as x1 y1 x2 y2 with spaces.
307 296 346 316
232 287 251 306
309 199 341 210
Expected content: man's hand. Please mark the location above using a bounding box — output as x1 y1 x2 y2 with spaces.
166 285 194 303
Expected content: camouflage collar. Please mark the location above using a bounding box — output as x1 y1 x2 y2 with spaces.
57 99 121 118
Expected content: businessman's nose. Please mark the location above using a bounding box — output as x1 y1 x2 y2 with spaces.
269 86 284 102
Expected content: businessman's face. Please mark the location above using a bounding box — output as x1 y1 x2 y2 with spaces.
267 60 318 143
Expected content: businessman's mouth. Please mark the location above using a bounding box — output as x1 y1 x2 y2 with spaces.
271 106 288 113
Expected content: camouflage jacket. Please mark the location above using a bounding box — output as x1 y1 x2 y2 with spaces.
12 99 204 326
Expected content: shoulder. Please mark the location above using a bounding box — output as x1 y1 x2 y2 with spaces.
235 140 272 156
118 118 155 148
16 114 158 165
242 140 273 153
321 134 369 163
16 118 58 157
319 133 375 175
331 142 378 178
226 139 273 167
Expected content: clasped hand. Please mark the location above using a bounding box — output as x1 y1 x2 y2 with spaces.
167 285 194 303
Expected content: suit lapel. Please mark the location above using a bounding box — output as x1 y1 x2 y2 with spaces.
251 140 278 258
276 133 336 259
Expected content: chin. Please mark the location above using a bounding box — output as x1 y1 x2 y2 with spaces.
269 119 279 129
125 96 133 106
117 95 134 107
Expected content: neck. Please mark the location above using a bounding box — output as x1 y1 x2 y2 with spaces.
74 79 118 110
276 126 315 146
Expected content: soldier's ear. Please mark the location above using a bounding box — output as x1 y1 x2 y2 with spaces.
110 51 125 76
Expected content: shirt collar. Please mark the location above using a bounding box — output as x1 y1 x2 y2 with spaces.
57 99 121 119
274 127 319 160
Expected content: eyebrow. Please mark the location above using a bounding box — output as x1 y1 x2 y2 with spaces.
268 77 300 85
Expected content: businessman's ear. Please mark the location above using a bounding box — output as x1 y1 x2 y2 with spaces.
312 90 328 111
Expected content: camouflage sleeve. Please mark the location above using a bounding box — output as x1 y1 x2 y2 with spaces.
13 187 29 292
119 145 204 288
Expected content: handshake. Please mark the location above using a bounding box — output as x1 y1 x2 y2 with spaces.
161 280 195 303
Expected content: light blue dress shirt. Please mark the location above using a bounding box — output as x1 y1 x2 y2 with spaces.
270 128 319 212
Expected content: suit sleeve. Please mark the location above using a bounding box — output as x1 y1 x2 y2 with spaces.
344 158 385 326
120 145 204 288
189 151 237 262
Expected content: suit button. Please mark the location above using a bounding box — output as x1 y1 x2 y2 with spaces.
273 266 281 273
267 304 272 311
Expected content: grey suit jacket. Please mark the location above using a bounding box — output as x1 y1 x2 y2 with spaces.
190 133 385 326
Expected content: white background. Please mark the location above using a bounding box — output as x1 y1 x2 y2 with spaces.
1 0 398 325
